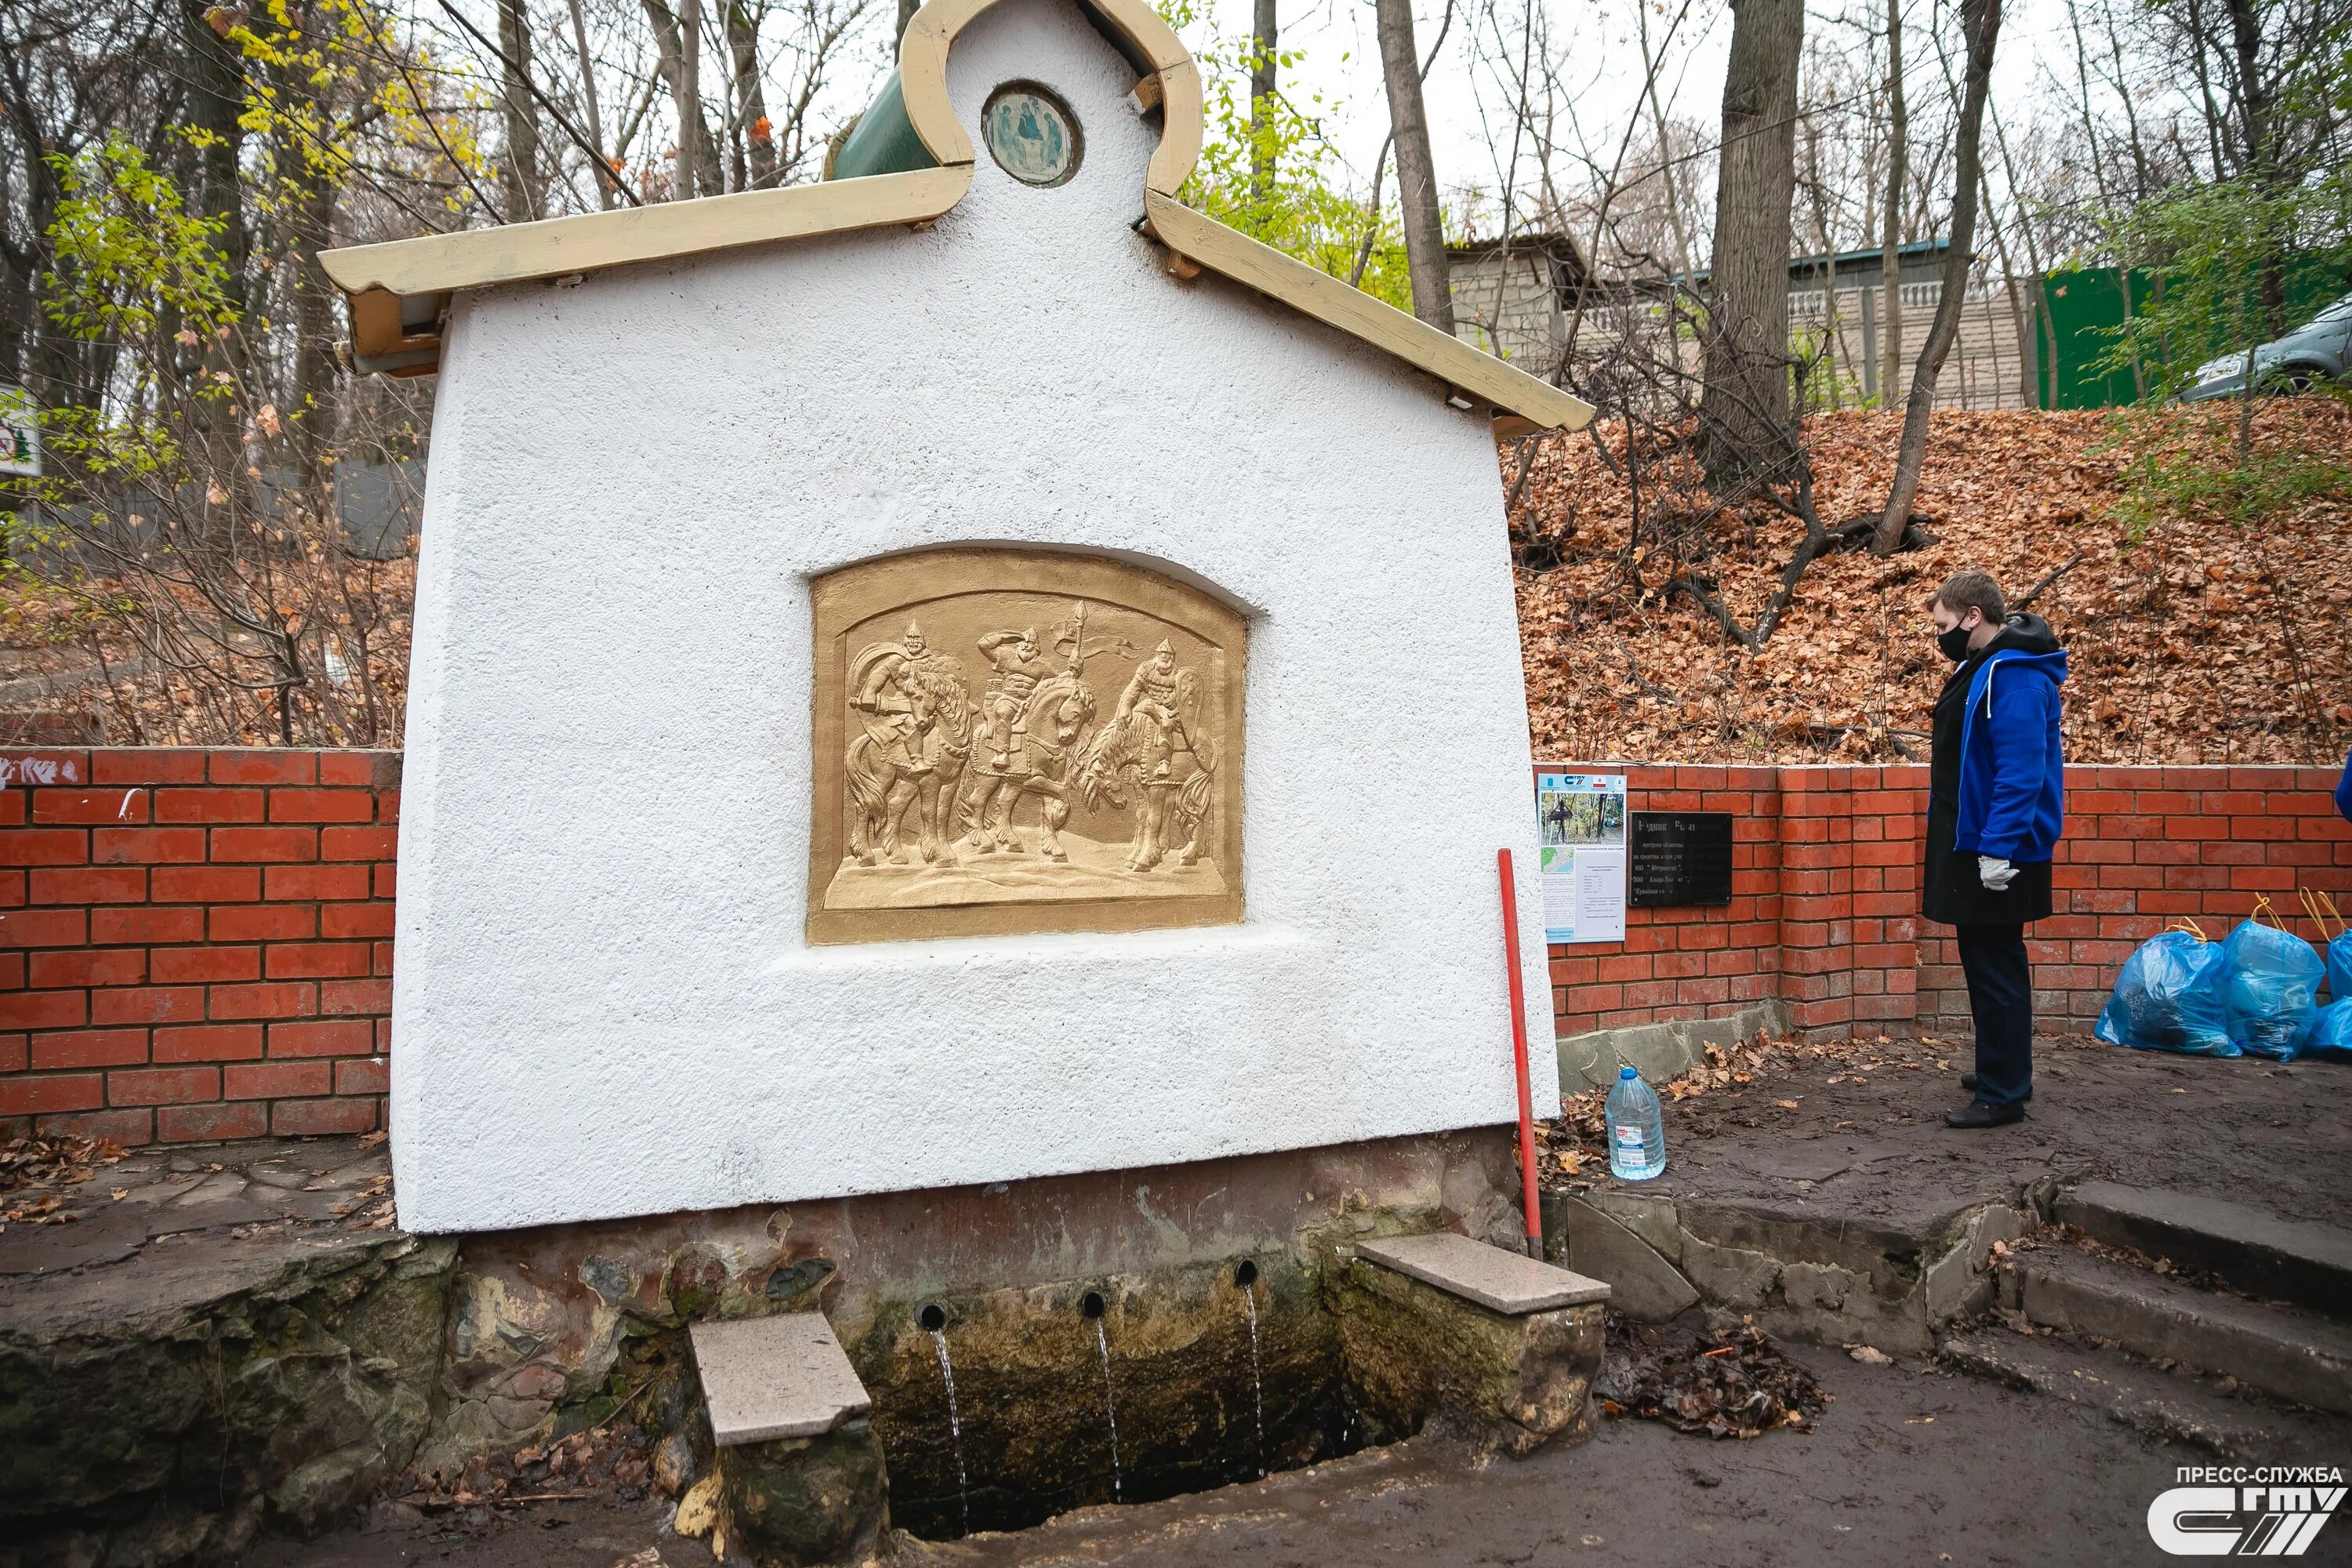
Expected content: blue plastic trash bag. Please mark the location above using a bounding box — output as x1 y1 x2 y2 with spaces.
2220 919 2325 1060
2327 928 2352 1006
2308 999 2352 1062
2094 929 2235 1056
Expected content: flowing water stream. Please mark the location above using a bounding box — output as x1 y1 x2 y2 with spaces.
1242 1282 1265 1478
928 1328 970 1534
1094 1318 1123 1501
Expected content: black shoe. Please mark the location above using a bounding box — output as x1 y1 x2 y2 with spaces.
1945 1098 2025 1129
1959 1073 2032 1101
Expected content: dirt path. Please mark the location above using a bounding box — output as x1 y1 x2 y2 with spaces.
245 1343 2322 1567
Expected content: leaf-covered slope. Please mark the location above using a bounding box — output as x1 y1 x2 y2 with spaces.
1510 405 2352 765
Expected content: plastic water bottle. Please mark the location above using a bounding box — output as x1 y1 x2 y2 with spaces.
1605 1065 1668 1180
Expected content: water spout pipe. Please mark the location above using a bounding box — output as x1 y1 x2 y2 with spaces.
1497 848 1544 1260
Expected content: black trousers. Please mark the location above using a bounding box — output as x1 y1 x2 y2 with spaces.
1955 923 2033 1105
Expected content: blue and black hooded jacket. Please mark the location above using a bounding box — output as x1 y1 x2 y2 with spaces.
1954 620 2070 861
1923 613 2067 927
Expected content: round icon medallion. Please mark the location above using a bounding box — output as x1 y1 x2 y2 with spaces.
982 83 1081 187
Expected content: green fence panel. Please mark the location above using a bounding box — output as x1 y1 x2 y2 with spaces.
2035 260 2351 409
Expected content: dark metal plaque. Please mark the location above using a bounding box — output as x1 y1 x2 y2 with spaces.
1628 811 1733 907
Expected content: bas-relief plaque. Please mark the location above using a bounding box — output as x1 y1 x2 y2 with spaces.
808 550 1246 944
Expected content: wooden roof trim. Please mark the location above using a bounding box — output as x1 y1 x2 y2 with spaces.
318 0 1592 430
320 166 969 305
1142 191 1594 432
898 0 1200 196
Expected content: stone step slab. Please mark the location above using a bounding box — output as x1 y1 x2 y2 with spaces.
688 1313 873 1446
2056 1181 2352 1321
1940 1327 2350 1461
1355 1232 1611 1315
2003 1247 2352 1415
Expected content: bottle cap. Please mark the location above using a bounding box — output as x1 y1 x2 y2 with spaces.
1619 1065 1638 1080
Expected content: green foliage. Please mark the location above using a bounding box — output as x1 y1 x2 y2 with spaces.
225 0 492 224
1156 0 1413 312
43 136 235 350
2102 401 2352 534
2096 151 2352 399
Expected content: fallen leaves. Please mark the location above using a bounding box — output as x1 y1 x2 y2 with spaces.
1599 1319 1831 1439
1508 405 2352 765
0 1134 126 1194
1 1192 78 1225
406 1424 658 1514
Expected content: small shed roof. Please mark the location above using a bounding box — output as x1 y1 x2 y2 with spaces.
318 0 1590 434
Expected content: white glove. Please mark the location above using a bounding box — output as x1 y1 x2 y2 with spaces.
1978 855 2018 891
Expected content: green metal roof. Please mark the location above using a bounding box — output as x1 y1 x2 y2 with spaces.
826 71 940 182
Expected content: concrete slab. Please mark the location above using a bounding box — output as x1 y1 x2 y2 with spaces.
689 1314 872 1446
1541 1193 1698 1322
0 1134 389 1282
2057 1180 2352 1319
2007 1247 2352 1414
1355 1232 1610 1316
1940 1328 2348 1461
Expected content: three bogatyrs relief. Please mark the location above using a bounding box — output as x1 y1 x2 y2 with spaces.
808 550 1246 944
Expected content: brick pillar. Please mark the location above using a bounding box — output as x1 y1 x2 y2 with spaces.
1854 765 1923 1033
1775 767 1856 1038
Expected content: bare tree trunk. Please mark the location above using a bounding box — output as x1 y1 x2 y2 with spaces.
1872 0 2002 556
1802 125 1849 410
896 0 917 58
2220 0 2284 334
1981 183 2033 410
566 0 615 209
679 0 703 198
1878 0 1907 401
1374 0 1456 332
498 0 544 220
727 2 778 189
181 0 251 325
1250 0 1277 195
289 151 338 486
1698 0 1804 483
644 0 720 198
1637 0 1700 287
1990 101 2056 407
278 3 337 485
1347 0 1453 290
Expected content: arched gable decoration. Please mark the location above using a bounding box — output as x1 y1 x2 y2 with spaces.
318 0 1589 434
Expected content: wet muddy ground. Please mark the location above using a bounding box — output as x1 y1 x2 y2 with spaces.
1552 1030 2352 1232
241 1340 2327 1567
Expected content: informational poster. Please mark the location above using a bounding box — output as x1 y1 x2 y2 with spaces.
1534 771 1628 944
0 385 38 478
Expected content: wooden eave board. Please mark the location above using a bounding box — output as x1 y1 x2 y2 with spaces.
1144 192 1593 432
318 167 970 303
314 0 1593 431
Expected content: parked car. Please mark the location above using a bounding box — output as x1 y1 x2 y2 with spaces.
2180 292 2352 401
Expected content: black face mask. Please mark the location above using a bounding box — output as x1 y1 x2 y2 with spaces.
1937 622 1976 662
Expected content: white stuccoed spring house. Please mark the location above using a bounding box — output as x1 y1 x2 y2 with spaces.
325 0 1591 1233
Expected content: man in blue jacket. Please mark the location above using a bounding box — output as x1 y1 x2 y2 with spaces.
1925 569 2068 1128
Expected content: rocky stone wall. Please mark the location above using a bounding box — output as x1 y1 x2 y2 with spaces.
1 1229 456 1566
419 1128 1522 1496
1544 1188 2032 1355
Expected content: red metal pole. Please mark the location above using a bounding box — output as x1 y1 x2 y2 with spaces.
1497 848 1545 1259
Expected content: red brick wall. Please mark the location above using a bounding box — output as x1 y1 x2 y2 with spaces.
2 749 397 1145
6 750 2347 1145
1543 763 2352 1041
